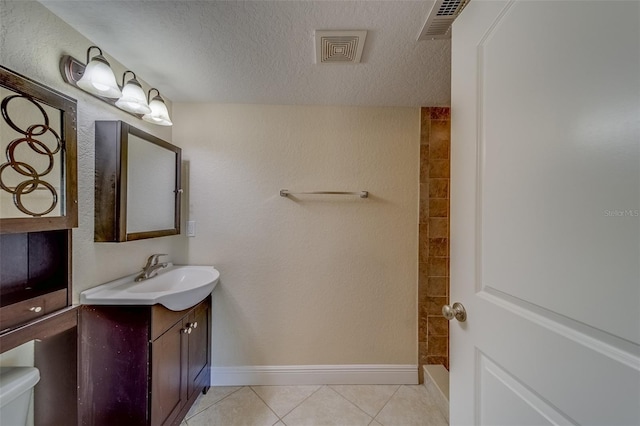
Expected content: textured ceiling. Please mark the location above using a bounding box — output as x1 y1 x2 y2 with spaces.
40 1 451 107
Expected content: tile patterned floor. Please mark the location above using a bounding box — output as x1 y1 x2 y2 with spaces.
182 384 448 426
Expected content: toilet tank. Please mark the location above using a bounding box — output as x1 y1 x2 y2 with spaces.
0 367 40 426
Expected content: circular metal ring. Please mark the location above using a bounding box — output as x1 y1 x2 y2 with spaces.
26 124 62 155
1 94 49 135
13 179 58 216
5 137 55 176
0 161 39 193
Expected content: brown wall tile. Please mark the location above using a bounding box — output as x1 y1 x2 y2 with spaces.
419 261 429 285
427 316 449 336
419 238 429 264
428 257 449 277
419 316 429 342
427 296 447 315
430 120 450 143
426 356 448 370
419 106 451 374
429 179 449 199
420 145 429 183
428 199 448 218
429 138 449 160
429 159 450 178
419 342 429 364
428 238 448 258
430 107 450 120
420 108 431 145
429 257 449 277
427 336 448 356
428 218 448 238
420 184 429 224
427 277 448 297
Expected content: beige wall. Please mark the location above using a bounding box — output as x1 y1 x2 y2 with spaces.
2 1 420 368
0 0 187 304
174 104 419 366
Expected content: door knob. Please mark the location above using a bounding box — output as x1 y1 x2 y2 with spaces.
442 302 467 322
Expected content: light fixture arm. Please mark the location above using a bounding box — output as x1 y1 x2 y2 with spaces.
122 70 137 87
147 88 161 103
86 45 103 63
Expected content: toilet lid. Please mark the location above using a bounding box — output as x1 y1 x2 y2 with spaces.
0 367 40 407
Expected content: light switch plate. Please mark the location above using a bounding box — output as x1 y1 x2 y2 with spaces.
187 220 196 237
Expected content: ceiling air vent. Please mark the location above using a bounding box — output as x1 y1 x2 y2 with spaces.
315 30 367 64
417 0 470 40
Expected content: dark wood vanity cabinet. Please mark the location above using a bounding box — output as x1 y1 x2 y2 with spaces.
80 297 211 426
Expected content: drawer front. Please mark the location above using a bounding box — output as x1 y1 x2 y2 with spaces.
0 289 67 331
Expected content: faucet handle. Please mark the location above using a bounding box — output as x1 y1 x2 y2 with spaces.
146 253 168 267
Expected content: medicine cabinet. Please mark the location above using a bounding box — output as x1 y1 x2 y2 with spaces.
94 121 181 242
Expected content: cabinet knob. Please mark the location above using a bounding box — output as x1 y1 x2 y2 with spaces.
188 327 192 334
30 306 42 313
181 328 189 334
193 322 198 329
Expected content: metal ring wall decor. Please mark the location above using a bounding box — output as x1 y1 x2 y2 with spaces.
0 93 62 216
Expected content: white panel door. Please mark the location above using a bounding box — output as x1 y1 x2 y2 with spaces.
450 1 640 424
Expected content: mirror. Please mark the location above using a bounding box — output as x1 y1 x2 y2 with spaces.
94 121 181 242
0 66 77 232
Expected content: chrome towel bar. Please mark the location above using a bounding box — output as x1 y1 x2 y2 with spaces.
280 189 368 199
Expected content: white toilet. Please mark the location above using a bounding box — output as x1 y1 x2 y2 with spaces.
0 367 40 426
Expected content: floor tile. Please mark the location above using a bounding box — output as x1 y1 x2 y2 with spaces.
186 387 279 426
252 385 321 417
330 385 399 417
186 386 243 418
282 386 372 426
374 385 447 426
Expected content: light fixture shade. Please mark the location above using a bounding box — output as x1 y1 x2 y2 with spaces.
77 55 122 98
115 79 151 114
143 95 173 126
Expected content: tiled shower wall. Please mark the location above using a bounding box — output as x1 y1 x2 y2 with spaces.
418 107 451 380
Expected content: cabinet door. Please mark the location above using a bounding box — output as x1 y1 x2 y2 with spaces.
151 319 187 426
187 300 210 397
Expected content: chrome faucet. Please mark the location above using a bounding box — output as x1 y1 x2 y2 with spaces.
135 254 169 282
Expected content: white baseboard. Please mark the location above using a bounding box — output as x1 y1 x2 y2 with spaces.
211 364 418 386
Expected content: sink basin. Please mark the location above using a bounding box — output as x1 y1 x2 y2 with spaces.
81 264 220 311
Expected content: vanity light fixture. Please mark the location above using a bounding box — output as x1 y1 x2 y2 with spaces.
142 89 173 126
75 46 122 98
60 46 171 126
115 71 152 115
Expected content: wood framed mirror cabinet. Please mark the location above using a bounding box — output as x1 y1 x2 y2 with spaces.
94 121 182 242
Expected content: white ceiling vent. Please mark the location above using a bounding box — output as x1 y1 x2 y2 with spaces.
417 0 470 40
315 30 367 64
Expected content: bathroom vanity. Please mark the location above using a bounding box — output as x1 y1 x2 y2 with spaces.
79 297 211 426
